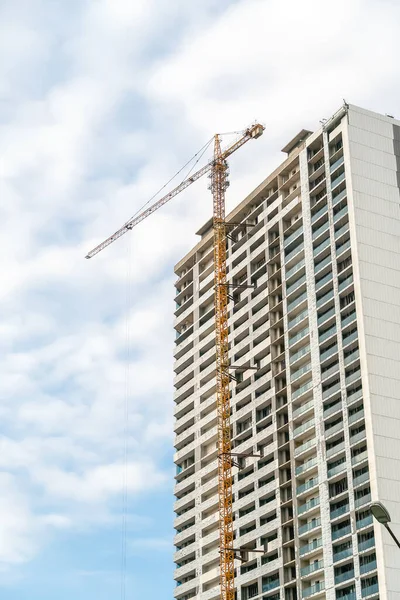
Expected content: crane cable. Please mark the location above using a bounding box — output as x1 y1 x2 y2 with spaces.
124 136 214 227
121 231 132 600
119 136 214 599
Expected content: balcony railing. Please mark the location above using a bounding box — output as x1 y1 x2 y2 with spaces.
300 560 324 577
355 493 371 509
312 220 330 241
286 258 305 279
339 274 354 291
289 327 309 347
333 546 353 562
349 409 364 424
311 204 328 224
290 344 311 365
331 171 346 190
330 155 345 173
285 242 304 263
315 253 332 274
313 236 331 257
342 311 356 328
320 324 337 343
288 309 308 330
287 290 308 313
332 524 351 540
262 579 280 593
295 437 317 457
296 456 317 476
330 504 349 520
335 570 355 585
361 583 379 597
287 273 307 296
291 363 312 383
322 380 341 399
292 380 313 400
284 227 303 248
328 462 346 478
356 515 373 530
293 417 315 438
354 472 370 486
299 517 321 536
302 582 325 598
300 537 323 556
326 441 345 458
344 348 360 366
358 537 375 552
334 205 348 222
298 496 320 515
336 240 351 259
316 289 334 309
297 477 318 495
318 306 335 325
316 271 333 291
332 187 347 206
360 560 377 575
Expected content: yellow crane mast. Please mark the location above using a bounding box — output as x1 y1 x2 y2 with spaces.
86 123 264 600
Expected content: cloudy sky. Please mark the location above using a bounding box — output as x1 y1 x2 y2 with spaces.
1 0 400 598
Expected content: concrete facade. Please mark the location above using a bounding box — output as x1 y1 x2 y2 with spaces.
172 104 400 600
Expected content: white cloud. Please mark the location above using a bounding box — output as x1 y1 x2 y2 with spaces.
0 0 399 586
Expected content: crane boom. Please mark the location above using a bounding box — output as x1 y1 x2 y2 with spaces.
85 122 265 600
85 124 264 259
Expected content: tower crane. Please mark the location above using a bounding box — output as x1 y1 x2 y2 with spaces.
86 123 265 600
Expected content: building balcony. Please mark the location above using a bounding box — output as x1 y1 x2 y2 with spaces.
326 440 345 459
336 238 351 258
286 257 305 280
333 546 353 563
361 583 379 598
320 342 338 363
312 220 330 242
311 203 328 225
298 517 321 537
324 401 342 421
294 437 317 458
296 456 318 476
288 308 308 331
315 253 332 275
298 496 320 516
296 477 319 497
293 399 315 421
332 187 347 207
313 236 331 259
355 493 371 509
293 418 315 439
290 343 311 367
360 559 377 575
300 559 324 578
328 462 347 479
331 503 350 520
292 379 313 401
302 582 325 598
331 171 346 191
335 569 354 585
300 537 323 557
358 537 375 552
332 524 351 541
356 515 373 530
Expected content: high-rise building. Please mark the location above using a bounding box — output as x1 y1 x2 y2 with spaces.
172 104 400 600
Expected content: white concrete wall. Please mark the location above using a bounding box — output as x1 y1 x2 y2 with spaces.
346 104 400 600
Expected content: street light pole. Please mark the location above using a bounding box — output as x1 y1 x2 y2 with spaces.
370 501 400 549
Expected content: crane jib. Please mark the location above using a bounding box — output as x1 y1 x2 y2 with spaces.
85 124 264 259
